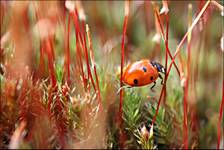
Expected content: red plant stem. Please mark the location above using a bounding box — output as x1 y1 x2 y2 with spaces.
152 0 210 126
76 37 86 88
154 9 180 77
49 35 55 61
183 76 189 149
74 9 85 53
118 2 129 148
45 38 57 87
217 80 224 149
73 8 97 92
86 24 103 109
183 83 188 149
182 4 194 147
168 1 210 73
119 16 128 125
81 20 96 92
163 1 210 83
164 14 169 103
71 10 87 90
93 66 102 107
73 9 96 92
152 85 165 125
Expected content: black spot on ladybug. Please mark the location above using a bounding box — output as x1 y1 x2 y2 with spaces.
150 76 153 80
143 67 147 72
133 79 138 85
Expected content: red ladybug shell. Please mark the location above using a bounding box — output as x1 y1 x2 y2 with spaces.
123 59 159 87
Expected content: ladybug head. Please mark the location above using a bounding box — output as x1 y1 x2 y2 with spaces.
150 61 166 74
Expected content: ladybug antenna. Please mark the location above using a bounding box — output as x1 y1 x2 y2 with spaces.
150 61 166 74
117 85 132 95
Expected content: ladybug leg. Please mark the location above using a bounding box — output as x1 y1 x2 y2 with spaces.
151 81 156 90
159 74 164 85
117 85 132 94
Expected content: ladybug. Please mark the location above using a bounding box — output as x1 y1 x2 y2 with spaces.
122 59 165 89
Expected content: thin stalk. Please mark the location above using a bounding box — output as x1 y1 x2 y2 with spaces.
73 7 96 92
182 4 193 148
180 55 188 148
151 0 211 127
74 9 85 55
76 37 86 88
119 0 129 125
86 24 103 109
153 7 180 77
49 35 55 61
119 18 126 124
81 20 96 92
183 80 188 149
164 14 169 103
118 1 130 148
170 1 210 69
207 1 224 149
165 0 210 83
71 10 87 90
45 37 58 114
73 4 97 92
152 85 165 125
45 38 57 87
